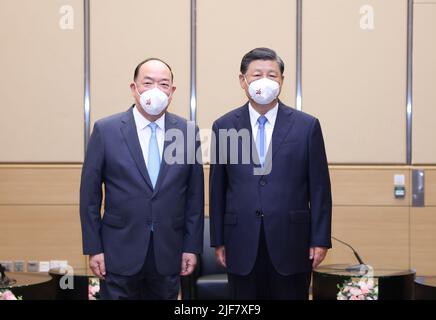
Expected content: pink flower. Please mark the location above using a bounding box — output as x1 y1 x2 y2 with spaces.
88 282 100 300
350 288 362 296
1 290 17 300
350 295 359 300
360 283 370 294
89 285 100 296
343 286 351 293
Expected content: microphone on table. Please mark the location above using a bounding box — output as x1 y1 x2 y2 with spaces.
332 236 369 273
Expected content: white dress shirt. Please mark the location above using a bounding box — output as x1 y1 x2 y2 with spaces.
248 102 279 153
133 106 165 168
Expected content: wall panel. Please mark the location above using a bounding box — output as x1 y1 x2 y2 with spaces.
90 0 190 125
302 0 407 163
425 169 436 206
0 205 85 270
411 207 436 276
0 165 81 205
197 0 297 136
323 206 410 270
0 165 84 270
412 4 436 164
330 166 411 206
0 0 84 162
410 167 436 276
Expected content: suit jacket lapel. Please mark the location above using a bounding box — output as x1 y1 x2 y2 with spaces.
120 107 154 190
261 102 295 175
234 103 261 167
235 102 295 170
269 102 295 160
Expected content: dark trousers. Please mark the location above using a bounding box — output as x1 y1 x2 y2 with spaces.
100 233 180 300
228 221 311 300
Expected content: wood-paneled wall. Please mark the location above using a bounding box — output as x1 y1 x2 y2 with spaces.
196 0 297 133
0 0 84 162
0 0 435 277
205 165 436 273
1 165 436 275
0 165 85 270
411 168 436 275
413 3 436 164
302 0 407 164
0 0 434 166
324 167 411 270
90 0 191 125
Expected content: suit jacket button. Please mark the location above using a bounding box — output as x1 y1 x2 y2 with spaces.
256 210 263 216
259 179 266 186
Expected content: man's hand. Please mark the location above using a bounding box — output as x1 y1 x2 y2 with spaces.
215 246 226 268
180 253 197 276
89 253 106 279
310 247 328 269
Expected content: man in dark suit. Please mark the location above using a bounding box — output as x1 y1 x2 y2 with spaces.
209 48 332 299
80 58 204 300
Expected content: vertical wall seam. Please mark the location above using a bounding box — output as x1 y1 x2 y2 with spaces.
190 0 197 123
406 0 413 165
84 0 91 154
296 0 303 111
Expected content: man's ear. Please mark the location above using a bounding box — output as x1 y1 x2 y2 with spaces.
130 82 138 98
168 86 177 102
239 74 247 90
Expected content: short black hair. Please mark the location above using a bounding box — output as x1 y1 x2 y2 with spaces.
240 47 285 75
133 58 174 81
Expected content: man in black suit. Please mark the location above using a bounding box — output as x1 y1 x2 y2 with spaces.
209 48 332 299
80 58 204 299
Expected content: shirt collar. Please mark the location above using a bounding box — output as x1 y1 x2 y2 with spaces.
248 102 279 127
133 105 166 131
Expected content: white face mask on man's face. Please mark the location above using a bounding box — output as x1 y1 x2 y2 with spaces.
136 86 169 116
245 77 280 105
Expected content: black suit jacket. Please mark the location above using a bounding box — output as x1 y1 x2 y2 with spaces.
80 106 204 276
209 102 332 276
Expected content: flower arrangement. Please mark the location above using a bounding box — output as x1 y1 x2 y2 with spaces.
337 276 378 300
88 277 100 300
0 289 22 300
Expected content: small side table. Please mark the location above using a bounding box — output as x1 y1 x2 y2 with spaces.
415 276 436 300
313 264 416 300
49 268 99 300
1 272 54 300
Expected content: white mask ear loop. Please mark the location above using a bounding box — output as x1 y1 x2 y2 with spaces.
135 83 142 97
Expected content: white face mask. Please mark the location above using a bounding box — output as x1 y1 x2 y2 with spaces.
245 77 280 105
136 86 169 116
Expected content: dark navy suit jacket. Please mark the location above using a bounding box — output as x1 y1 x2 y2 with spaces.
80 106 204 276
209 102 332 276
